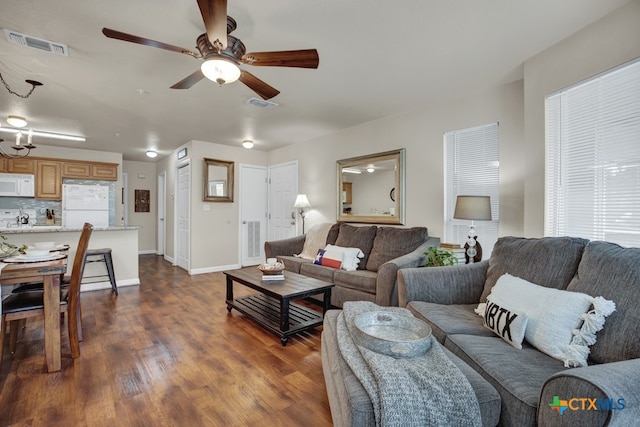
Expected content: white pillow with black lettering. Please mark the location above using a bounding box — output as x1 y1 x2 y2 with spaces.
482 295 529 349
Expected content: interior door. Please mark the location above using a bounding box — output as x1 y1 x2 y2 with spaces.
240 164 268 266
176 163 190 271
157 171 166 256
268 162 298 240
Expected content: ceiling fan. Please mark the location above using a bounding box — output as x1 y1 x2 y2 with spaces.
102 0 319 100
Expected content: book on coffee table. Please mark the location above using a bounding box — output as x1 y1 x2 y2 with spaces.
261 274 285 281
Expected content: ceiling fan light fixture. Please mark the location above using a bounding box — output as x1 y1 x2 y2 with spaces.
242 140 254 149
7 115 27 128
201 58 241 85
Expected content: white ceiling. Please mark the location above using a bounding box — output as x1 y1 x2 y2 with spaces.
0 0 631 161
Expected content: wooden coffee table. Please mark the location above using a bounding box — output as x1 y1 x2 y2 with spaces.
224 267 335 346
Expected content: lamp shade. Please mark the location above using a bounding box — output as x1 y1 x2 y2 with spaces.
453 195 492 221
293 194 311 209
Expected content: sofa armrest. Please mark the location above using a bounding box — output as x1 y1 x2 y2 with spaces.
397 260 488 306
538 358 640 426
375 237 440 306
264 235 306 259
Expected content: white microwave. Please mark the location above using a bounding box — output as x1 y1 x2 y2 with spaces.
0 173 35 197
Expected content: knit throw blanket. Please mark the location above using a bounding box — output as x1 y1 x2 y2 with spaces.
337 301 483 427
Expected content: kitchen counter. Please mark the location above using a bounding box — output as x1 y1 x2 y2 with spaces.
1 226 140 292
0 226 139 234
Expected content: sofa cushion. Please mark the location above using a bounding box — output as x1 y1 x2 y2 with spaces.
566 241 640 364
300 262 339 283
445 334 568 427
277 255 310 274
334 224 377 270
406 301 494 343
326 223 342 246
333 269 377 294
483 274 615 367
480 236 589 302
366 226 429 271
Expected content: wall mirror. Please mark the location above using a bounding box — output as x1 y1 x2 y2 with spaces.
203 158 234 202
337 148 405 224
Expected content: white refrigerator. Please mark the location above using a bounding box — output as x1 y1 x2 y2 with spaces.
62 184 110 228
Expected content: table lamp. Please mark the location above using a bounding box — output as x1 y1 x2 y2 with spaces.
293 194 311 234
453 195 492 263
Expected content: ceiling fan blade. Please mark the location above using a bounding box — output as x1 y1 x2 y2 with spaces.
239 70 280 100
170 70 206 89
102 28 200 57
197 0 228 50
241 49 319 69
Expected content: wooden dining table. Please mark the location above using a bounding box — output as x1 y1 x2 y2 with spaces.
0 255 67 373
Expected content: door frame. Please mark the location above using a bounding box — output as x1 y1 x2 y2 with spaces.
157 171 166 256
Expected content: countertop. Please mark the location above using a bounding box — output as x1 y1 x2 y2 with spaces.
0 226 139 234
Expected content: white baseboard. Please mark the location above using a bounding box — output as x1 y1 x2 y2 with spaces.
164 254 175 264
190 263 240 275
80 278 140 293
138 249 157 255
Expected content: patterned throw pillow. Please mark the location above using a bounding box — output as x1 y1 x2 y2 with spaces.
477 295 529 349
314 248 342 269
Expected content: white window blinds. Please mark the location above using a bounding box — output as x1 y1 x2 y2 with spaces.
444 123 499 256
546 58 640 247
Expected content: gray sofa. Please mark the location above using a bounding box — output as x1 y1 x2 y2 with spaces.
265 223 439 307
395 236 640 426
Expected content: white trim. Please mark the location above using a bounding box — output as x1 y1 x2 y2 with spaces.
190 263 240 275
138 249 157 255
164 254 175 263
80 278 140 293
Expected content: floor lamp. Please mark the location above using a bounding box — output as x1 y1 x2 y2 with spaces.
453 195 492 263
293 194 311 234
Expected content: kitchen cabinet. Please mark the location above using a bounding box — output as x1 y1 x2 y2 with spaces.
62 161 118 181
0 158 6 172
36 160 62 200
342 182 352 204
7 158 35 174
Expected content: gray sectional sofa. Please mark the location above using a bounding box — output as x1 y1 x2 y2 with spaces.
321 236 640 426
398 236 640 426
265 223 439 307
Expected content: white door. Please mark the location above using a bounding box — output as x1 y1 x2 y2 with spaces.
268 162 298 240
176 163 190 271
122 172 128 226
240 164 268 266
157 171 166 256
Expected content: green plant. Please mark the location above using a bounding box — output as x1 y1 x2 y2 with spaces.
0 232 27 257
424 246 459 267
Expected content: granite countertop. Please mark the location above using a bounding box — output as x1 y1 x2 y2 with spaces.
0 226 139 234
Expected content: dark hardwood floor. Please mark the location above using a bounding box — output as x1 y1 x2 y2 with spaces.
0 255 333 426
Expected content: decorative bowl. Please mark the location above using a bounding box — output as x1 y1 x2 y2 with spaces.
352 311 432 358
258 262 285 275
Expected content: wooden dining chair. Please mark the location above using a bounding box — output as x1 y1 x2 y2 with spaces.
0 222 93 364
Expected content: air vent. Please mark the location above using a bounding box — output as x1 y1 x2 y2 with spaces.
3 29 69 56
246 97 279 109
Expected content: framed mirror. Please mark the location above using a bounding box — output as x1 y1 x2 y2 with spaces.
203 158 234 202
337 148 405 224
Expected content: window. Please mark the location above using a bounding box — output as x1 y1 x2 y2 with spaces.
444 123 499 256
546 58 640 247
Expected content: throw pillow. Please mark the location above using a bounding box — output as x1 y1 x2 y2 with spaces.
314 248 342 269
365 226 429 271
296 223 333 260
324 244 364 271
477 296 529 349
334 224 377 270
483 273 616 367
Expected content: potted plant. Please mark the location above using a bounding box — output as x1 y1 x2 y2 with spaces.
424 246 459 267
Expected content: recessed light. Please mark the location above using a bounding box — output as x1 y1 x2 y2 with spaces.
146 150 158 158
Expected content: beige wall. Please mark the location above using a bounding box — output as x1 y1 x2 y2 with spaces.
122 160 158 252
157 140 268 271
522 0 640 236
268 80 525 240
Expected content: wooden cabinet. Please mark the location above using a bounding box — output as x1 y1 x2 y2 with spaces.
36 160 62 200
7 158 35 174
342 182 352 204
62 161 118 181
0 158 6 172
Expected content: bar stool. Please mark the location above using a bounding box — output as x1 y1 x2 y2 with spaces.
83 248 118 295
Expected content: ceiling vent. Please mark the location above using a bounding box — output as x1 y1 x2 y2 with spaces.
3 29 69 56
246 97 279 109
